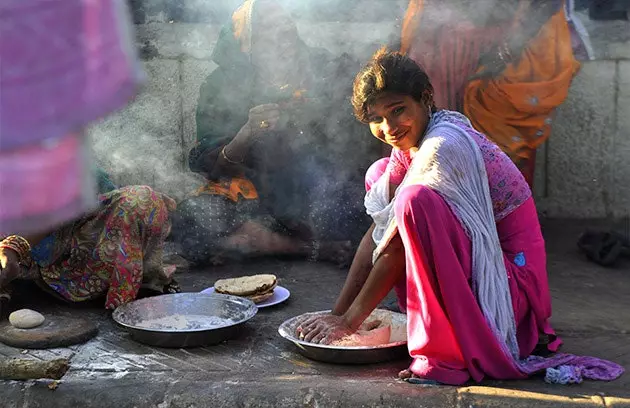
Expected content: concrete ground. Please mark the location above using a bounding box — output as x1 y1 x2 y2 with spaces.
0 220 629 407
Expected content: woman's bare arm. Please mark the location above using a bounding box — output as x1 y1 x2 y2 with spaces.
342 233 406 331
332 224 376 315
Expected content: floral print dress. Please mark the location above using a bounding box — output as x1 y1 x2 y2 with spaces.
31 186 177 309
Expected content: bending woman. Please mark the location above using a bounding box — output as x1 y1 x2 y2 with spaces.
297 50 622 385
0 183 179 314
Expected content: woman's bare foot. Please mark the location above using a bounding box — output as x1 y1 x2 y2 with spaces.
208 253 226 266
398 369 440 385
398 369 413 380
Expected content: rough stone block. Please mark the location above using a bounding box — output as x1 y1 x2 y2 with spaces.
296 21 399 60
605 397 630 408
612 61 630 217
23 380 167 408
533 141 548 203
90 59 196 199
542 61 617 218
136 23 220 60
181 60 218 155
168 380 456 408
0 381 25 408
458 386 605 407
580 14 630 60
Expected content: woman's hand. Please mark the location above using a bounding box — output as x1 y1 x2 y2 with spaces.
295 313 354 345
0 248 20 288
223 104 282 164
243 104 282 138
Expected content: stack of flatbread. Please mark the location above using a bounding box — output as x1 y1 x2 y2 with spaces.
214 274 277 304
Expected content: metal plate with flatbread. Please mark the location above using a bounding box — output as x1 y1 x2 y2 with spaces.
0 316 98 349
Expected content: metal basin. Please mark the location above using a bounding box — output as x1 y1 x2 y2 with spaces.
113 293 257 348
278 310 409 364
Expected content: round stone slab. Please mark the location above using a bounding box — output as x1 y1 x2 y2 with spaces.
0 315 98 349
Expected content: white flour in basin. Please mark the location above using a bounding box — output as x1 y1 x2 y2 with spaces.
135 314 232 330
331 309 407 347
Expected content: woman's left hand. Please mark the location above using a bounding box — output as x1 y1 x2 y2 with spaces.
0 248 20 289
295 314 354 344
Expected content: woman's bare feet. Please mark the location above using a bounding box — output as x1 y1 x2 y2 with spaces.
225 222 354 267
398 369 414 380
398 369 441 385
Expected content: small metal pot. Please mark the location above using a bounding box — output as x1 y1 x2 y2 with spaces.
113 293 257 348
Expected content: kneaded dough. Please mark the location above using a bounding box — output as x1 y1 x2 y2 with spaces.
9 309 45 329
332 324 392 347
329 309 406 347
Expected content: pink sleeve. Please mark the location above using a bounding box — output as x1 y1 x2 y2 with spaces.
387 148 408 186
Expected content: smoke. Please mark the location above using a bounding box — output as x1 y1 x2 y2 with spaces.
92 0 410 202
89 0 620 249
91 0 519 200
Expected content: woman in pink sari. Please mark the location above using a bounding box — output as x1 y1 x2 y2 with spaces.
296 49 623 385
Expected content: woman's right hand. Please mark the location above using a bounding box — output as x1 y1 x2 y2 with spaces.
222 104 282 165
295 313 354 344
243 103 281 139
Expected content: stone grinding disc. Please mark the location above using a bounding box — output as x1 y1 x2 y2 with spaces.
0 315 98 349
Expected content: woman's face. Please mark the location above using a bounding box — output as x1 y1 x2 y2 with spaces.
367 92 431 151
251 10 299 80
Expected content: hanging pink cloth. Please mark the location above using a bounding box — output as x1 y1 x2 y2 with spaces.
0 0 143 235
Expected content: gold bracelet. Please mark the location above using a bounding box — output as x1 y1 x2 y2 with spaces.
221 146 244 164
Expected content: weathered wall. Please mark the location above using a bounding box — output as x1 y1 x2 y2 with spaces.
90 13 630 218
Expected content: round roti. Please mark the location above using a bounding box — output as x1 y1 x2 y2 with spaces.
214 274 277 297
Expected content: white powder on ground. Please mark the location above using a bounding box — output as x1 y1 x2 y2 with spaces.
135 315 232 330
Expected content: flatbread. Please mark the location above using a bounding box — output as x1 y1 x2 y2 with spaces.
214 274 277 297
246 290 275 304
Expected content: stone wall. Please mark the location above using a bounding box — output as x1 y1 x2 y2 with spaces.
90 11 630 218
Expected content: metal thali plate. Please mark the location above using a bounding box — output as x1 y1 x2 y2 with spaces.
113 292 257 348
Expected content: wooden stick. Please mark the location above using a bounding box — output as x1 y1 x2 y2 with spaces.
0 358 69 380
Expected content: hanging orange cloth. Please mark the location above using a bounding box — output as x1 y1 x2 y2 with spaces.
463 8 580 173
400 1 580 185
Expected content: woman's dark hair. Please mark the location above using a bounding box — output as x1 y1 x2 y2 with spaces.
352 48 434 123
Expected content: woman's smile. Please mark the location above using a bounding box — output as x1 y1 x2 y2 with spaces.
387 129 409 145
367 92 430 151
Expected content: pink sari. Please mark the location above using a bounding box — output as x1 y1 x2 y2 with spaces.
364 112 623 385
